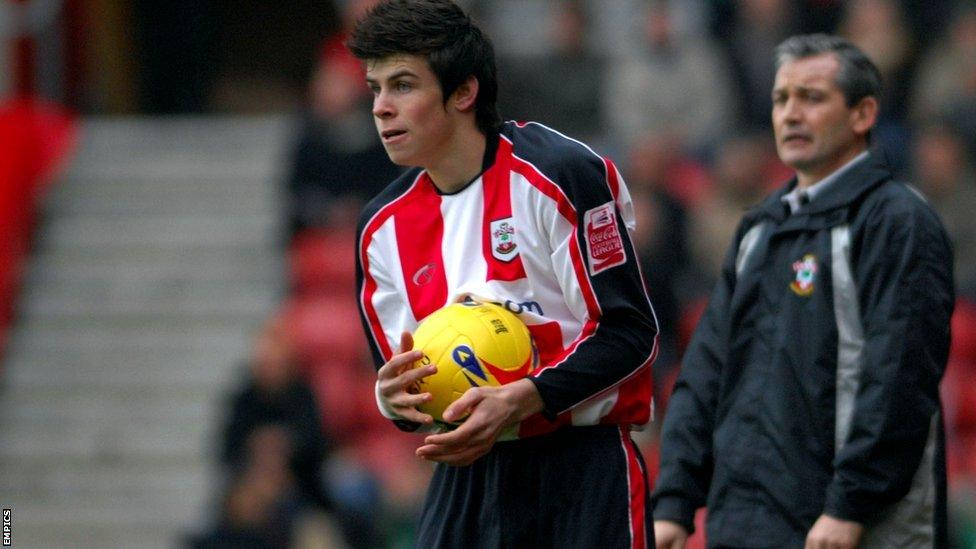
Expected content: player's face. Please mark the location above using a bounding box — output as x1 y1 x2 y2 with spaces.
772 53 870 184
366 54 453 168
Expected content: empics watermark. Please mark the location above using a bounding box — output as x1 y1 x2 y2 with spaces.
2 508 10 546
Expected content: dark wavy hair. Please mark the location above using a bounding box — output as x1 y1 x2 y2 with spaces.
347 0 501 134
775 34 883 108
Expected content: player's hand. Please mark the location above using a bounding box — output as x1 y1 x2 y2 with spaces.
654 520 689 549
415 378 543 466
805 514 863 549
376 331 437 425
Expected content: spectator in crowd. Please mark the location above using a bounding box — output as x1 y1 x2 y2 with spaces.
221 317 331 513
838 0 916 173
911 4 976 157
285 0 400 238
624 133 694 373
653 34 954 548
913 122 976 299
711 0 797 130
839 0 915 123
687 133 781 284
496 0 606 144
190 467 295 549
192 428 345 548
603 0 736 155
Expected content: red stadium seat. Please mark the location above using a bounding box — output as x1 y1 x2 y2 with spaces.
288 228 357 295
951 299 976 365
306 356 379 442
686 509 707 549
280 293 364 365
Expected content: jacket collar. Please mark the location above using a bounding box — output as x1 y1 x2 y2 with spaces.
753 148 893 223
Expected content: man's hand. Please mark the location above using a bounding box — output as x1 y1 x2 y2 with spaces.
805 514 863 549
376 332 437 425
415 378 544 466
654 520 689 549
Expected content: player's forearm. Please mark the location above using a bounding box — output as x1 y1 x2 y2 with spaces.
502 378 545 423
529 315 655 418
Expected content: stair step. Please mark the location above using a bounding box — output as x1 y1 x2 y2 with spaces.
4 348 247 390
0 383 219 419
48 176 277 205
5 323 253 358
44 195 275 217
4 496 208 535
27 245 285 284
67 156 279 181
36 213 278 249
18 280 280 319
0 413 213 457
74 115 289 152
0 448 210 494
0 115 288 549
54 172 271 192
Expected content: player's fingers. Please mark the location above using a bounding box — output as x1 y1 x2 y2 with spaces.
377 349 423 379
396 408 435 425
389 391 433 409
418 441 490 465
398 363 437 387
421 415 488 449
442 386 486 422
397 331 414 354
378 363 433 400
421 424 473 448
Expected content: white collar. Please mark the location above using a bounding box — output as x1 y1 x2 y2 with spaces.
781 150 870 214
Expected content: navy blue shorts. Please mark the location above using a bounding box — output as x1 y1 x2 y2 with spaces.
416 424 653 548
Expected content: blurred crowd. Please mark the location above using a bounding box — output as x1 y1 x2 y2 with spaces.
186 1 976 547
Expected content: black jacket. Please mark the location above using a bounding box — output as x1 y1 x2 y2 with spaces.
652 152 954 547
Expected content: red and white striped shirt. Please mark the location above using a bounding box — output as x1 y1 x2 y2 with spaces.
357 121 658 437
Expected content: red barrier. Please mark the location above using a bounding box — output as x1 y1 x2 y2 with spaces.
0 97 77 362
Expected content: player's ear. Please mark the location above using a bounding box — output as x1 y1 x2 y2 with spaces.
453 75 479 113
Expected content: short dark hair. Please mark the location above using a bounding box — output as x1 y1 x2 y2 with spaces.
348 0 501 134
774 34 883 108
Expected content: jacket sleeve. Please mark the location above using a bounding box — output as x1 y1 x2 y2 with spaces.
650 233 740 533
525 154 658 420
823 195 954 522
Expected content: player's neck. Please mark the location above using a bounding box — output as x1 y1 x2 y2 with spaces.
426 124 487 194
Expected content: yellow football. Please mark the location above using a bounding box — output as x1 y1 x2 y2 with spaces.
411 301 538 427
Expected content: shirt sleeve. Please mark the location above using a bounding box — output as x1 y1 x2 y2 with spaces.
526 153 659 419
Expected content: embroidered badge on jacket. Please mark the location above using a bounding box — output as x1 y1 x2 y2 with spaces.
490 218 518 262
790 254 818 296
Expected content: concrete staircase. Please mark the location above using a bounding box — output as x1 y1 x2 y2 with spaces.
0 117 290 548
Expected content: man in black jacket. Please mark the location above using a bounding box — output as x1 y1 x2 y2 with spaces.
653 34 954 549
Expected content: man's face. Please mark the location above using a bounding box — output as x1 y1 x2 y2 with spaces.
366 54 452 168
772 53 868 183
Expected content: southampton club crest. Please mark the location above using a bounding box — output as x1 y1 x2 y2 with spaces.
490 218 518 262
790 254 818 297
